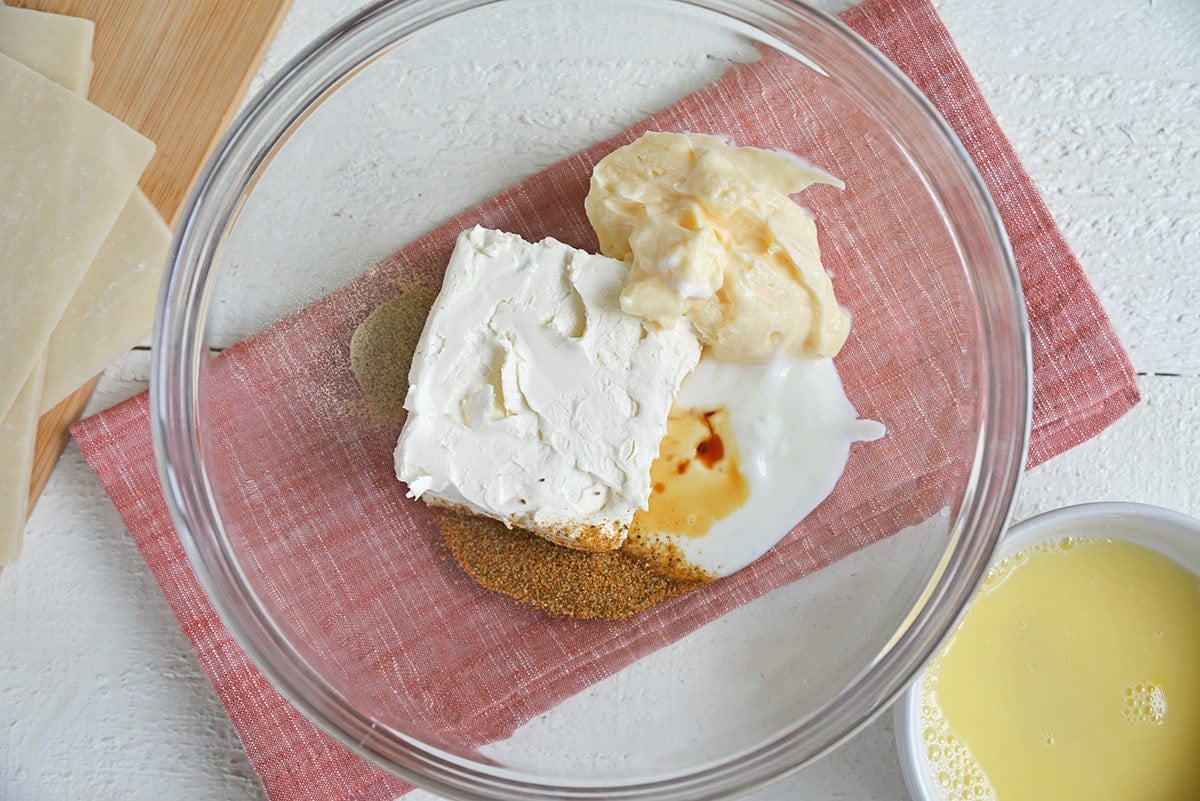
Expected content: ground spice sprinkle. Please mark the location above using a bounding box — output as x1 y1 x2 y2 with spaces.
434 508 711 620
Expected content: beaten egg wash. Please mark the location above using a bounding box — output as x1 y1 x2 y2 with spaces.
921 538 1200 801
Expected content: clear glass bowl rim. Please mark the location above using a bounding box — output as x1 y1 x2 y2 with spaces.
150 0 1032 799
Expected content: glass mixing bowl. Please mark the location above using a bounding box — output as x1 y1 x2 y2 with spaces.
152 0 1030 798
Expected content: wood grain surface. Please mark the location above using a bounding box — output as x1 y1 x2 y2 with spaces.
14 0 291 511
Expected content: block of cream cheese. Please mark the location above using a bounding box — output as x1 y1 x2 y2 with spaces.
395 226 701 551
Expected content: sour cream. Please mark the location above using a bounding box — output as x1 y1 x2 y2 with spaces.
626 353 883 578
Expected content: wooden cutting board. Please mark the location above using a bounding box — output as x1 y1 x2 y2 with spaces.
13 0 291 511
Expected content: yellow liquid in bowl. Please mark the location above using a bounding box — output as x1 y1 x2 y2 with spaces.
921 537 1200 801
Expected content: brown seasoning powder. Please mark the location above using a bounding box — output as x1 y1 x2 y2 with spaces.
350 290 435 422
355 293 715 620
434 508 711 620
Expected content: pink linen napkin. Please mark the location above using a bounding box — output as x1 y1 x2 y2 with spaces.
72 0 1140 799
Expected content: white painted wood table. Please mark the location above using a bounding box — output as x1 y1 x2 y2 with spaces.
2 0 1197 798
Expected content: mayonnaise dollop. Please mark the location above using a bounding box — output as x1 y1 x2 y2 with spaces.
585 131 849 363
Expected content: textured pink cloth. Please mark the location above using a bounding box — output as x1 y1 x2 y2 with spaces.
73 1 1139 799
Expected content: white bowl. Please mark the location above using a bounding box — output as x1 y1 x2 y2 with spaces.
893 502 1200 801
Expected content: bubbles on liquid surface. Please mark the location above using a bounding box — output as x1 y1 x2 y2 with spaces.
980 537 1084 591
918 676 997 801
1122 682 1168 725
